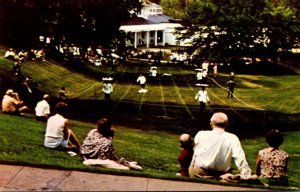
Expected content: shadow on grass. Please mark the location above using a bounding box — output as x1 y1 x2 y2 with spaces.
67 99 300 139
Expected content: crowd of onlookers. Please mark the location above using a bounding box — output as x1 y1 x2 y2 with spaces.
5 48 46 62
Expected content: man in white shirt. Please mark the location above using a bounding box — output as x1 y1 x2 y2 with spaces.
137 74 147 93
102 78 113 100
189 112 252 179
194 85 210 113
35 94 50 122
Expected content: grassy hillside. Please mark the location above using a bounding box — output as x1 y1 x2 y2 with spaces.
0 50 299 137
0 47 299 189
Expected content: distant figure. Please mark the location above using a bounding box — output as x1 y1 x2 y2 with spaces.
189 112 252 179
80 118 142 170
149 66 158 83
102 78 113 101
176 134 194 177
44 102 81 152
194 85 210 113
229 71 235 80
2 89 28 115
137 74 147 93
195 69 203 84
227 79 235 98
256 129 289 186
213 64 218 77
35 94 51 122
57 87 68 102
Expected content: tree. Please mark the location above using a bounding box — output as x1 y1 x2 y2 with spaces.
176 0 300 63
0 0 142 49
160 0 193 19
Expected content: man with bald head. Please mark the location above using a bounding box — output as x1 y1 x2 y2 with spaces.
176 133 194 177
189 112 252 179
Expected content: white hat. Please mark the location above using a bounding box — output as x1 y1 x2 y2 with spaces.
195 84 208 87
102 77 113 81
151 66 157 69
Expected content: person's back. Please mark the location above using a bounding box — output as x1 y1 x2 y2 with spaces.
189 112 251 179
256 129 289 186
192 129 240 172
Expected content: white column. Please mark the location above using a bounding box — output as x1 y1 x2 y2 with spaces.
146 31 150 48
155 30 158 46
163 30 166 46
134 32 137 48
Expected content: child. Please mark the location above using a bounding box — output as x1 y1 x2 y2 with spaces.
176 134 194 177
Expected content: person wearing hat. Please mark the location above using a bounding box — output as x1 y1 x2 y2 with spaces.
194 85 210 113
176 133 194 177
44 102 81 152
102 78 113 101
2 89 28 115
35 94 51 122
189 112 252 180
195 69 203 85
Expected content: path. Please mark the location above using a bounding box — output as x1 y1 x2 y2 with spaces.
0 164 268 191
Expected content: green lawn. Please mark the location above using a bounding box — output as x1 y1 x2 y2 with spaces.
0 112 299 190
0 49 299 190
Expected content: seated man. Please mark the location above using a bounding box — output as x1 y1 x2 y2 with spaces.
44 102 81 152
2 89 28 115
189 112 252 179
35 94 51 122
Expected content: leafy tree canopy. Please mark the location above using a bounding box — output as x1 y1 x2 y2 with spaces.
176 0 300 63
0 0 142 49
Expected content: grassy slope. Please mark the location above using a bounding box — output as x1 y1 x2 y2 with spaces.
0 48 299 189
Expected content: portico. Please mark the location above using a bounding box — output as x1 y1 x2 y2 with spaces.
119 1 183 48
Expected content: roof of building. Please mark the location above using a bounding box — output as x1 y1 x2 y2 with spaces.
121 15 180 26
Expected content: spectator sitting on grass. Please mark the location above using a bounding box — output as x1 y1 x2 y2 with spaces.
80 117 142 170
35 94 51 122
176 133 194 177
256 129 289 186
44 102 81 153
189 112 252 179
2 89 28 115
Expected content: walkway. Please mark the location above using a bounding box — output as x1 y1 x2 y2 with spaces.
0 164 268 191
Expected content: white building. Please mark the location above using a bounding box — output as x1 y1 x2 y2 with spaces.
119 1 184 48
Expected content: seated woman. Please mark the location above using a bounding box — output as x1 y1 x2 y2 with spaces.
44 102 81 153
256 129 289 186
80 118 142 170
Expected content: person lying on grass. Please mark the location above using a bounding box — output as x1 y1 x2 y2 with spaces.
80 117 142 170
44 102 81 153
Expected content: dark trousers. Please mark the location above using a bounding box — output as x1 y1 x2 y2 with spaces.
104 93 111 100
200 102 206 113
227 88 234 98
